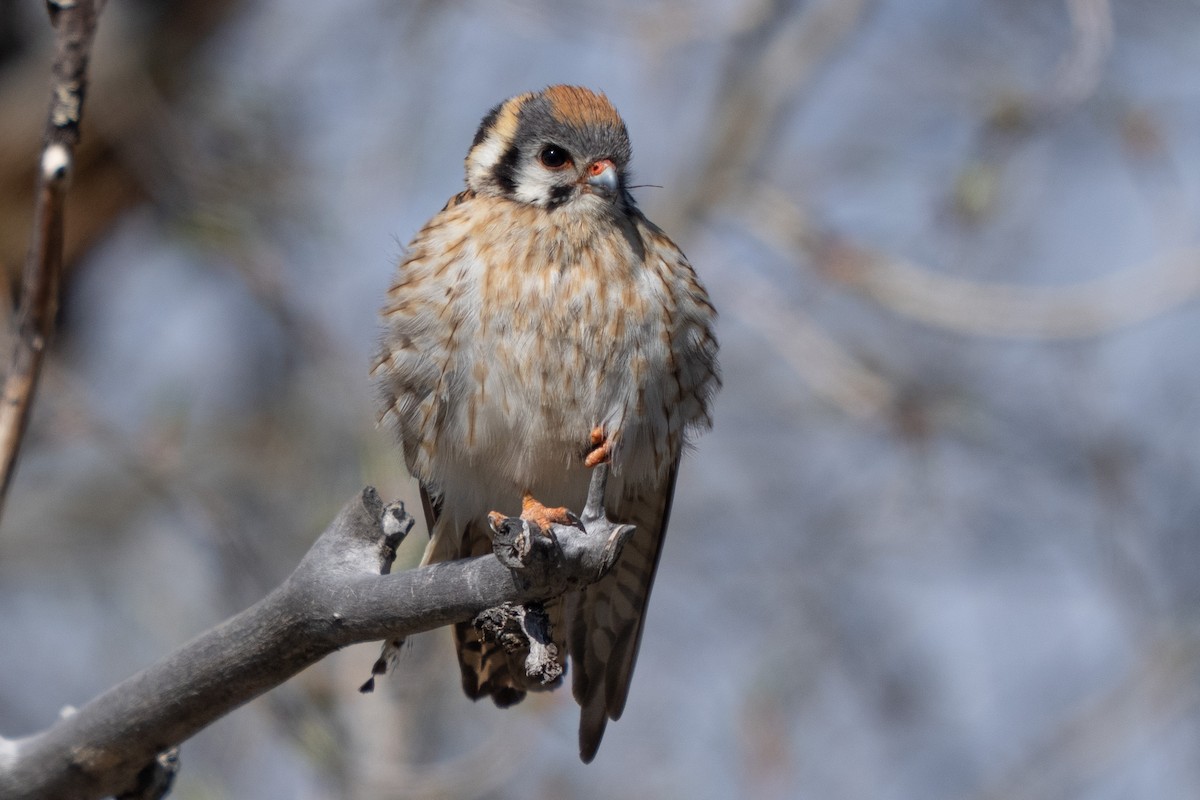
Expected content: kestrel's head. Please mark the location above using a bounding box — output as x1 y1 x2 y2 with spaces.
465 85 634 212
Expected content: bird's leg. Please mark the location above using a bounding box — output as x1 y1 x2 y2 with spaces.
520 491 577 531
583 425 612 468
489 426 611 543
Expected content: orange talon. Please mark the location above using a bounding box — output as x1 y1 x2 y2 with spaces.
584 425 612 468
521 492 575 530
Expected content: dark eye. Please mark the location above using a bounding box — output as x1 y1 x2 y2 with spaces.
538 145 572 170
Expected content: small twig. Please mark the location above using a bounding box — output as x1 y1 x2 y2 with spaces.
0 0 101 521
580 460 609 524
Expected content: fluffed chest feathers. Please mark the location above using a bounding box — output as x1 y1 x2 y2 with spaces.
453 239 679 481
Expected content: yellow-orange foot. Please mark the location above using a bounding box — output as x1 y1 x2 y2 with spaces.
584 425 612 468
521 492 575 530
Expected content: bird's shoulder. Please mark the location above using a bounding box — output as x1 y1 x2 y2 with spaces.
439 188 475 213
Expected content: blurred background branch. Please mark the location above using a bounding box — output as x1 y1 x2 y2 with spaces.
0 0 101 519
738 182 1200 339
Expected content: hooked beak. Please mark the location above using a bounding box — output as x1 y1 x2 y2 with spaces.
584 159 619 198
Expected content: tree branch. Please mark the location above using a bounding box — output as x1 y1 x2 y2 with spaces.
0 0 101 520
0 466 631 800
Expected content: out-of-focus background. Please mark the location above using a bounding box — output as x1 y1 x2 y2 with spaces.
3 0 1200 797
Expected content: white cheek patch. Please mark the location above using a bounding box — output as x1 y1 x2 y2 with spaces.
513 162 567 207
467 137 507 187
473 137 505 170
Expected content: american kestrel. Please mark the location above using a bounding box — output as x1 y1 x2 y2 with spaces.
372 85 719 762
